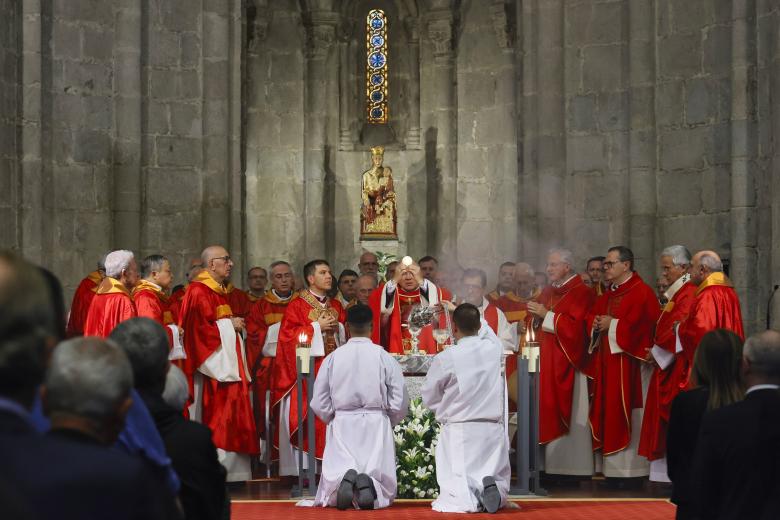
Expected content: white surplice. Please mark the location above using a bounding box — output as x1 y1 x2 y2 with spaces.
422 327 511 513
308 337 409 509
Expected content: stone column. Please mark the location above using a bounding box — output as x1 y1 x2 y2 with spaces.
518 0 538 261
729 0 759 330
628 0 656 277
338 30 353 151
405 19 421 150
303 6 339 260
427 6 457 257
113 0 142 251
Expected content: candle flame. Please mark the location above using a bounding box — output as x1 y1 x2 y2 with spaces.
298 332 308 344
530 327 535 342
525 327 530 344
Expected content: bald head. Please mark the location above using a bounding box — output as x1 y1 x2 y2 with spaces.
690 250 723 286
200 245 233 284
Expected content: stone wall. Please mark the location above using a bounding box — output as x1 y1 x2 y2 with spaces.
0 0 19 250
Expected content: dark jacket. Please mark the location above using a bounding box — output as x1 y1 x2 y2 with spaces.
692 388 780 520
667 387 709 509
139 390 227 520
0 409 175 520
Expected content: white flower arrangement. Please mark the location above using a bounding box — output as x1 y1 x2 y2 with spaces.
394 397 441 499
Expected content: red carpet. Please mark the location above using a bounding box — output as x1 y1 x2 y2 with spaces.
232 499 674 519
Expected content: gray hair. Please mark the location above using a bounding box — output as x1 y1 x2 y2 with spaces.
744 330 780 379
269 260 291 272
45 337 133 419
109 318 169 391
140 254 168 279
104 250 134 278
661 245 692 267
700 253 723 272
162 364 189 411
548 248 575 268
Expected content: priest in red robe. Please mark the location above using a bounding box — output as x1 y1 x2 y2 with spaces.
587 246 660 478
639 245 697 482
83 250 138 338
486 262 516 303
274 259 345 475
178 245 259 481
246 260 297 452
65 255 105 337
460 268 516 352
134 254 182 359
169 258 204 318
679 250 744 358
527 248 595 476
226 280 251 319
368 258 450 354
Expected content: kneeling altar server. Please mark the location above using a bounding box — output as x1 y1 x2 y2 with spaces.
422 303 511 513
309 304 409 510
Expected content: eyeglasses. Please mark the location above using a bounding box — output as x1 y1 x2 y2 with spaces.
602 261 624 270
212 256 231 263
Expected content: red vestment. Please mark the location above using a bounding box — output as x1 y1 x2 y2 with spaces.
273 291 345 458
178 271 259 455
226 283 251 319
169 285 186 318
494 290 538 380
678 272 744 359
638 280 696 461
134 280 176 347
486 289 503 304
368 281 450 354
533 275 595 444
587 274 660 455
66 270 102 337
246 290 297 442
83 278 136 338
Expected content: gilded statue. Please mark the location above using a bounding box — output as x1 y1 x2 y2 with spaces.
360 146 397 240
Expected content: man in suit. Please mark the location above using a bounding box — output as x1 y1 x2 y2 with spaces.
111 318 228 520
0 251 175 520
693 329 780 520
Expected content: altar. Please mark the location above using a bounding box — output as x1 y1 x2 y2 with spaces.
394 353 434 399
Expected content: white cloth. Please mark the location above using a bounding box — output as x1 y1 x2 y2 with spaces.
278 393 311 476
422 329 510 512
544 372 594 475
308 337 409 509
380 279 441 315
261 322 281 357
478 297 517 353
167 324 186 360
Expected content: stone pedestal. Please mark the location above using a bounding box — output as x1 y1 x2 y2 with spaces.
359 239 402 259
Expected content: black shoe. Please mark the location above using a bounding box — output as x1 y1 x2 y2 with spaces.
355 473 377 510
337 469 357 510
481 476 501 513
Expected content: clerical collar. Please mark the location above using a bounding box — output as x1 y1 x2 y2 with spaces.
610 273 633 291
308 289 327 304
272 289 293 301
746 384 780 395
552 274 578 288
664 273 690 301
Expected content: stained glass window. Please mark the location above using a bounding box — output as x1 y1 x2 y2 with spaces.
366 9 388 124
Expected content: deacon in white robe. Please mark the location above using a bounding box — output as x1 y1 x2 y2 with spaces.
309 304 409 510
422 303 511 514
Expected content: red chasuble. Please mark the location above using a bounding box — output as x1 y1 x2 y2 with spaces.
178 271 259 455
678 272 744 360
587 274 660 455
273 291 345 458
169 285 186 318
368 282 449 354
226 283 251 319
638 280 696 461
533 275 595 444
134 280 176 346
66 270 102 337
83 277 136 338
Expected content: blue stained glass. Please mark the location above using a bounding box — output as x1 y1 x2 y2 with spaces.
371 35 384 47
371 17 384 30
370 74 383 86
368 52 386 68
371 90 384 102
371 107 384 119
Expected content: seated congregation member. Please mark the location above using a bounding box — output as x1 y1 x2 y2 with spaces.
111 318 227 520
44 339 176 519
84 249 139 338
692 330 780 520
309 304 408 510
422 304 510 514
666 329 744 520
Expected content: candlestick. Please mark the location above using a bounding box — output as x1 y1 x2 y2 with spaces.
296 333 311 374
